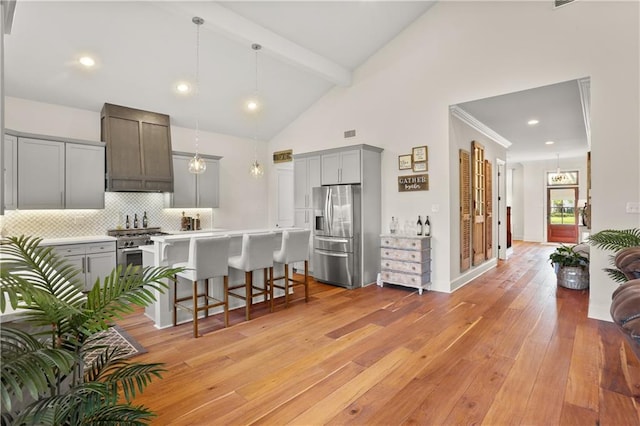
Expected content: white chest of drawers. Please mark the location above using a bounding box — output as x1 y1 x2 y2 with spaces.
379 235 431 294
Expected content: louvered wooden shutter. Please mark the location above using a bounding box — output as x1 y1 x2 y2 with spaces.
485 159 493 260
460 149 471 272
472 141 485 266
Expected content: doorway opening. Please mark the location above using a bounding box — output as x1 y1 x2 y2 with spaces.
547 186 578 244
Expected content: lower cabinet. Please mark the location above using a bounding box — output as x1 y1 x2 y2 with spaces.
379 235 431 294
52 242 116 291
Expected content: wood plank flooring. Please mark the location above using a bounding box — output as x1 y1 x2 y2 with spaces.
121 241 640 425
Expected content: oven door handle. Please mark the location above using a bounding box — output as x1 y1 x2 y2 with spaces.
120 247 142 253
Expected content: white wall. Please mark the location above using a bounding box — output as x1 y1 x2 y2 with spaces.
4 97 270 232
267 1 640 319
509 164 525 241
448 114 507 289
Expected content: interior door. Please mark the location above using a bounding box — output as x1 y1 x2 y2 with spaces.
547 187 578 243
276 166 294 228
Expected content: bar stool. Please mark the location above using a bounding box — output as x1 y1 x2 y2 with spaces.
272 229 311 308
173 236 231 338
227 232 275 321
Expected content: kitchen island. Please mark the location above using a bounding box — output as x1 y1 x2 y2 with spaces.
142 228 297 328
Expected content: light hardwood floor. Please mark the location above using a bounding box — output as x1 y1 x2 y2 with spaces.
122 241 640 425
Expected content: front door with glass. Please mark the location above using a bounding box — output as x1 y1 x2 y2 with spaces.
547 187 578 244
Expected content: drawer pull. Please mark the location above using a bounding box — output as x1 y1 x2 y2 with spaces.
385 251 389 256
411 254 415 259
385 263 389 267
411 242 416 247
384 240 390 245
412 266 416 271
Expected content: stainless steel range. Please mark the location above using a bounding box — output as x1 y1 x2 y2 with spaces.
107 227 167 273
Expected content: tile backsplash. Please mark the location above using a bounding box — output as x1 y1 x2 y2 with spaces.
1 193 214 238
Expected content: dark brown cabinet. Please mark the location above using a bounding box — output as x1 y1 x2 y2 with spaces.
101 103 173 192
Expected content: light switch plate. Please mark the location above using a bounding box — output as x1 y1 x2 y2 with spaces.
626 202 640 214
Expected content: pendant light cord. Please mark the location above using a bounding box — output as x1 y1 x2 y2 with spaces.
194 17 203 157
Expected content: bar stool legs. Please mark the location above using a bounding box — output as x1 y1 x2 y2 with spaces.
174 276 227 338
171 235 231 338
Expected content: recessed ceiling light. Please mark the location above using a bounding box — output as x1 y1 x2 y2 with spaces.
545 140 555 145
528 119 539 126
78 56 95 68
246 99 259 111
176 83 191 93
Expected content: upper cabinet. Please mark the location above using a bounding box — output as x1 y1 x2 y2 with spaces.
101 103 173 192
4 130 105 210
321 149 361 185
3 134 17 211
18 137 65 209
66 143 105 209
166 153 221 208
294 155 321 209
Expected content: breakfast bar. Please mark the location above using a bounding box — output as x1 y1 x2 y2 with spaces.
141 228 293 329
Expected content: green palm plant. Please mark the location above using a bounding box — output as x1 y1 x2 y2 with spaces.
1 235 183 425
588 228 640 283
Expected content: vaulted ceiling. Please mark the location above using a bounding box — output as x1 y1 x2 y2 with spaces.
4 1 589 162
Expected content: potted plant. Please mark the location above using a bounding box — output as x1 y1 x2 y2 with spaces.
0 235 183 425
548 244 590 289
588 228 640 283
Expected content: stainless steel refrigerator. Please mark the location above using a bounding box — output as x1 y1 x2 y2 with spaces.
312 185 361 288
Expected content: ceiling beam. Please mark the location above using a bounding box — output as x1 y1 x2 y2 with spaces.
156 2 352 87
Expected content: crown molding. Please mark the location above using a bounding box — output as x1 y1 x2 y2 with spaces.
449 105 512 149
577 77 591 149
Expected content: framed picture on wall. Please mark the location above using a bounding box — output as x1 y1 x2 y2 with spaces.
398 154 412 170
412 146 428 162
413 161 427 172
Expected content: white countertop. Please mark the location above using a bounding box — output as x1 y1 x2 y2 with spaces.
41 235 117 246
150 227 293 243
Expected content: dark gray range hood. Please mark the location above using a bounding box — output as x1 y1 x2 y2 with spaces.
101 103 174 192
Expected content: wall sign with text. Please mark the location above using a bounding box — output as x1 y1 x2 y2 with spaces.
398 174 429 192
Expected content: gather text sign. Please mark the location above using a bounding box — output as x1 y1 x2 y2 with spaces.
398 174 429 192
273 149 293 163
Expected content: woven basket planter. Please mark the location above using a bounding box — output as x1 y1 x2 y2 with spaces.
556 265 589 290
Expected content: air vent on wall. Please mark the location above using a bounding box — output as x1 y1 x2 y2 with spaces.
554 0 576 8
344 129 356 138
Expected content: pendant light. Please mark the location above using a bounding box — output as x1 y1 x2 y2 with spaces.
248 43 264 178
188 16 206 174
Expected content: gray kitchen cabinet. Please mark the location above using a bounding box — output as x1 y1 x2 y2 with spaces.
321 148 361 185
53 242 116 292
101 103 173 192
167 153 221 208
12 131 105 210
66 143 105 209
18 137 65 209
296 144 382 285
3 134 17 211
294 155 321 209
293 154 321 273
